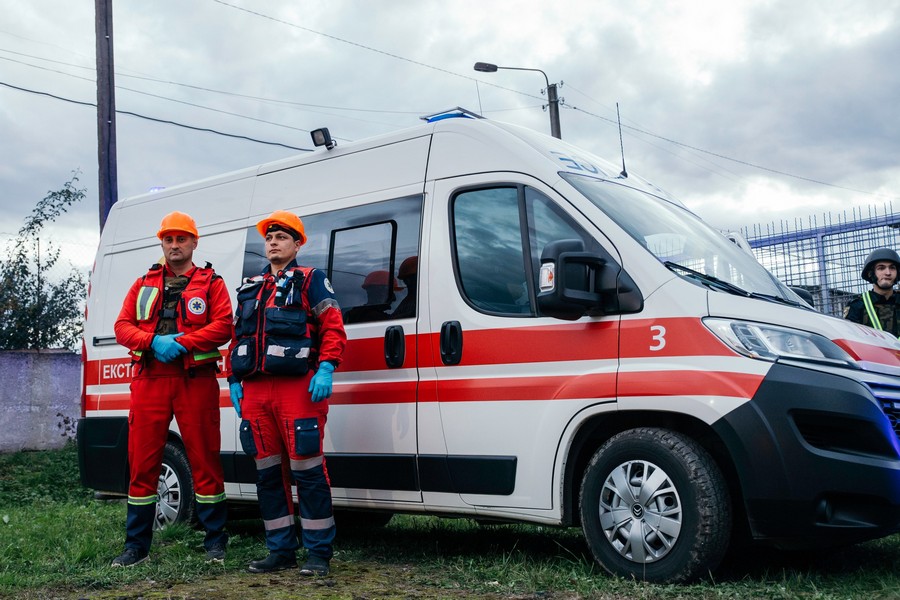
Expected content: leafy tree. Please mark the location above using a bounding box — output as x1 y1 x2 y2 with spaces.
0 172 88 350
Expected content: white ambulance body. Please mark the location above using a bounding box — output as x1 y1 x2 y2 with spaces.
78 114 900 582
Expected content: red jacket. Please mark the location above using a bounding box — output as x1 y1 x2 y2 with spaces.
115 263 233 369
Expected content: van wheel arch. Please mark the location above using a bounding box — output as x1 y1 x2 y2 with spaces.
562 411 740 529
578 427 731 583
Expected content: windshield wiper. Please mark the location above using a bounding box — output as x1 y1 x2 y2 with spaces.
745 291 811 309
664 261 752 297
664 261 809 307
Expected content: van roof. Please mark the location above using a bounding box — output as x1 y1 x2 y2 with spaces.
115 116 676 209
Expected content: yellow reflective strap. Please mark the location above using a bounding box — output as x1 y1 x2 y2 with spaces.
136 286 160 321
127 494 157 506
861 292 883 331
195 492 226 504
192 351 221 362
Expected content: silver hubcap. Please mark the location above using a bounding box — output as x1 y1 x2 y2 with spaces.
598 460 682 564
154 463 182 530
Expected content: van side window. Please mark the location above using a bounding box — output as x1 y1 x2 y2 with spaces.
240 195 422 323
453 188 532 315
452 186 599 317
333 222 397 324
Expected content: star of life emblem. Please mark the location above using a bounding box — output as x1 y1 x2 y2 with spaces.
187 297 207 315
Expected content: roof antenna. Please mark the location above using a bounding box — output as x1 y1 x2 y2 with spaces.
616 102 628 178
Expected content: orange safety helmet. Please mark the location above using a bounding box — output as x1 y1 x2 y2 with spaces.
362 270 401 290
398 256 418 280
256 210 307 246
157 211 199 239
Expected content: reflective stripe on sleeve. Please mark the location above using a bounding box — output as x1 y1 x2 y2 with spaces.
136 286 160 321
312 298 340 317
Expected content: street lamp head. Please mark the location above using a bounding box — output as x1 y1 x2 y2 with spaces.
473 62 498 73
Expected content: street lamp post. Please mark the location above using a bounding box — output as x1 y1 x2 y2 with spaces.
474 61 561 139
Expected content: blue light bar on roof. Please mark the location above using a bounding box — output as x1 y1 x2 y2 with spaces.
420 107 484 122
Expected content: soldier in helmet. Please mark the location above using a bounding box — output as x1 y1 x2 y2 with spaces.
844 248 900 336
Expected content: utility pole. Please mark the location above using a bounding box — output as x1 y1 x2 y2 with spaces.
95 0 118 229
546 82 561 140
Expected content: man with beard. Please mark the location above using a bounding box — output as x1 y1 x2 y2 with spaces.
844 248 900 336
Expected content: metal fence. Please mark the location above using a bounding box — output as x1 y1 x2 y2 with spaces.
740 204 900 318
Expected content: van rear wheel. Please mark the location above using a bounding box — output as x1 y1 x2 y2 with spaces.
154 442 196 530
579 428 730 583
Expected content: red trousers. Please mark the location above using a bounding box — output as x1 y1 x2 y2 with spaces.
241 372 335 559
127 360 224 501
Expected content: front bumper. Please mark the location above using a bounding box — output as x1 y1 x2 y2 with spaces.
713 361 900 548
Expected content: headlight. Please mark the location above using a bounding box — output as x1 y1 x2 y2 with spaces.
703 318 857 369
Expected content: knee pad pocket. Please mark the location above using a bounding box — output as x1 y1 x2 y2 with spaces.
294 417 320 456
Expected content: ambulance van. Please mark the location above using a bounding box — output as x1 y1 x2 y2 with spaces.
78 112 900 582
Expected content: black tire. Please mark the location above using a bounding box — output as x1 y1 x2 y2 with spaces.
579 427 731 583
153 442 196 530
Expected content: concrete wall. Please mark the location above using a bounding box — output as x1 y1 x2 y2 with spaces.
0 350 80 453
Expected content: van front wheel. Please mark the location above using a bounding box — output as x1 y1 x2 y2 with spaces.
579 428 730 583
154 442 196 530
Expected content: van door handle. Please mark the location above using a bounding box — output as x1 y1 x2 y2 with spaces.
384 325 405 369
439 320 463 366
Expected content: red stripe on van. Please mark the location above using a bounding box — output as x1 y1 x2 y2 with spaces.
619 370 763 399
425 321 619 367
620 317 735 358
330 381 417 405
342 334 419 371
431 372 617 402
84 393 130 411
833 339 900 366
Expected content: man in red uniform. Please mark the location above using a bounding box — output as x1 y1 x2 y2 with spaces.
112 211 232 567
228 210 346 576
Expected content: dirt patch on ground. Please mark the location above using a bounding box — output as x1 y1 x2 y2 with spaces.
18 560 585 600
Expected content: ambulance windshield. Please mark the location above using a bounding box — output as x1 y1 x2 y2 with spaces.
562 173 797 301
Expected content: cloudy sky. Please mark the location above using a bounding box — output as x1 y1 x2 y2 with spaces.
2 0 899 271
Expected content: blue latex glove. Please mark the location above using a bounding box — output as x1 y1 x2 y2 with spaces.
150 333 186 363
308 361 335 403
229 382 243 418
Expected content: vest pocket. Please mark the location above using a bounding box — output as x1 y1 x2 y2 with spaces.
235 298 259 336
261 337 311 376
230 337 257 379
294 417 320 457
264 307 307 336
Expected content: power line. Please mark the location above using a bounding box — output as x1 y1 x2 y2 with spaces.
4 28 888 200
0 53 329 137
566 102 899 201
208 0 543 102
0 80 311 151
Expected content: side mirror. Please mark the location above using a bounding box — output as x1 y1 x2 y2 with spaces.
537 239 644 321
537 240 605 320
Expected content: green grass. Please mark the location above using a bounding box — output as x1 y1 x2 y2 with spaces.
2 444 900 598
